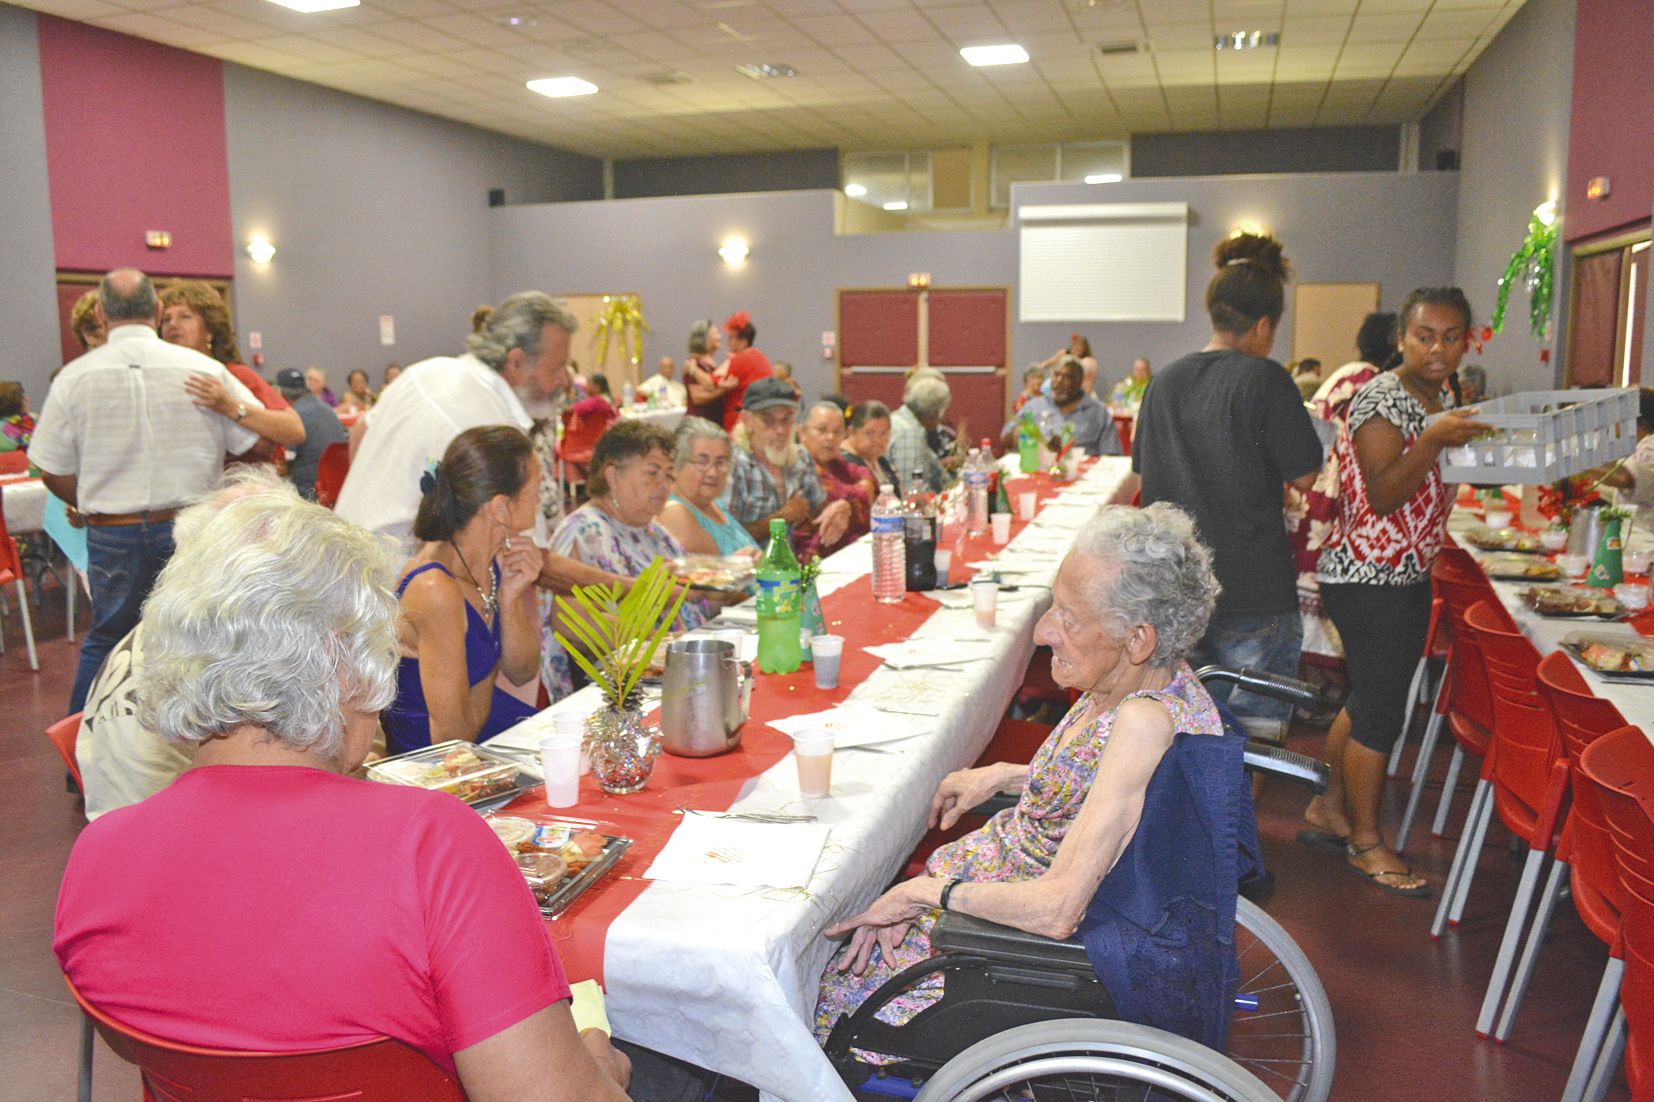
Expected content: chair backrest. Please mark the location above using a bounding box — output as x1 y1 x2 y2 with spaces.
559 406 617 459
1432 569 1500 729
1580 726 1654 889
65 977 467 1102
0 496 21 581
1463 600 1560 827
0 451 28 474
314 443 351 508
47 712 84 793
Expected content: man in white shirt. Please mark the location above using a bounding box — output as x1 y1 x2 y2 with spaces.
636 356 687 407
30 269 265 712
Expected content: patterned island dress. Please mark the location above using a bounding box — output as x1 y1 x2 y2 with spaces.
813 663 1222 1055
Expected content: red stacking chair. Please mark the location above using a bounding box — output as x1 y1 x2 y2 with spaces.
0 450 29 474
1439 604 1568 1025
47 712 85 794
1386 593 1448 778
1112 413 1134 457
313 442 350 508
1396 550 1506 855
1579 726 1654 1102
66 975 467 1102
557 405 617 499
0 501 37 670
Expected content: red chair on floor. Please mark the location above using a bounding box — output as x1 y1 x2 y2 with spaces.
0 450 29 474
1112 414 1133 457
1579 726 1654 1102
1386 593 1448 778
1440 604 1568 1026
0 502 38 670
47 712 84 793
66 975 467 1102
1396 552 1504 855
557 405 617 500
313 442 350 508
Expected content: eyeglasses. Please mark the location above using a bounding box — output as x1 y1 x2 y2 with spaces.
686 455 733 472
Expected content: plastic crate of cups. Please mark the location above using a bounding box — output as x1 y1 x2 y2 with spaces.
1435 388 1636 485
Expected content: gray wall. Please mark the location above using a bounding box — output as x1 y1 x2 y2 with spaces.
1009 173 1459 394
0 6 65 406
1131 126 1401 177
613 148 839 199
1451 0 1576 395
486 171 1458 414
1418 80 1464 172
223 63 602 383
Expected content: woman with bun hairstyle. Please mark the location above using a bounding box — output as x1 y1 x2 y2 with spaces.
381 425 544 755
1131 232 1325 728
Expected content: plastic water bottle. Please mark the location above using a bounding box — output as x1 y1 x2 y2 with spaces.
622 381 636 407
871 484 906 604
755 519 802 673
964 448 990 535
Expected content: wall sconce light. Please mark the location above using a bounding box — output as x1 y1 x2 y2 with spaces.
1229 222 1268 239
718 237 748 266
245 236 276 265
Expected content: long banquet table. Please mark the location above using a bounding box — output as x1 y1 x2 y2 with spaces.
1 473 47 535
489 456 1132 1101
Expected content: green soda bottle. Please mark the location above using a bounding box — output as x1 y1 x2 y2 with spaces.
755 519 802 673
1018 413 1039 473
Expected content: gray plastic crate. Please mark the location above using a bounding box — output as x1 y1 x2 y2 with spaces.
1435 388 1636 485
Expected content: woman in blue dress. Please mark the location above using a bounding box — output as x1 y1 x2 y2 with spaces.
381 425 544 755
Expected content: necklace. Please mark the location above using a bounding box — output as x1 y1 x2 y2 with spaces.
450 542 498 621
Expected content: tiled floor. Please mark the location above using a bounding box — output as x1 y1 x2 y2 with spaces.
0 585 1631 1100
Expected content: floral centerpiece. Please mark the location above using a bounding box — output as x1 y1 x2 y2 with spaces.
1536 473 1606 528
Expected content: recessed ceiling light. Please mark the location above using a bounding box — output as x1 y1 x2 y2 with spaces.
883 201 909 211
1084 173 1123 184
960 44 1029 67
527 77 598 98
844 183 867 197
736 62 796 79
262 0 357 12
1214 30 1279 50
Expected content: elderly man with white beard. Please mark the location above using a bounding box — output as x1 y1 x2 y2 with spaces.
726 377 851 557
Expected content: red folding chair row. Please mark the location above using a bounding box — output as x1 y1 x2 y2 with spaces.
0 500 38 670
1386 591 1448 778
313 442 350 508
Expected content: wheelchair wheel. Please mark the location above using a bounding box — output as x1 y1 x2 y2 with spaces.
912 1019 1278 1102
1228 899 1336 1102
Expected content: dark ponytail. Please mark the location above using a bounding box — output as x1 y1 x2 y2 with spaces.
1206 232 1292 335
413 425 533 543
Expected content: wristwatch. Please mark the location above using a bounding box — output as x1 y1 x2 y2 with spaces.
235 402 248 421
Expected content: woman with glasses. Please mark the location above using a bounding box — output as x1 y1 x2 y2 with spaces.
659 417 759 558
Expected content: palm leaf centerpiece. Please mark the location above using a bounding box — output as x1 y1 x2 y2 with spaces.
553 557 688 794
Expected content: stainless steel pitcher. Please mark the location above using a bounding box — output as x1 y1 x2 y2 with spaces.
660 638 748 757
1567 501 1607 560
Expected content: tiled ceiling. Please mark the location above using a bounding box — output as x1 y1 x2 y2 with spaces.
18 0 1523 159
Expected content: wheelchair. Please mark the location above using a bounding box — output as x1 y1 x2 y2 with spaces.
824 668 1336 1102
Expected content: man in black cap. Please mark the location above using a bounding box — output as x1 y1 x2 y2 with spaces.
726 376 850 554
276 368 346 500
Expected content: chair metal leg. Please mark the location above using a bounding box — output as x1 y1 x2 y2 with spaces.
1582 1005 1627 1102
1475 847 1549 1036
1562 959 1625 1102
1494 857 1570 1042
1431 744 1467 837
1388 656 1429 778
13 579 36 670
66 570 75 643
77 1011 93 1102
1398 705 1446 855
1450 779 1496 926
1432 779 1490 938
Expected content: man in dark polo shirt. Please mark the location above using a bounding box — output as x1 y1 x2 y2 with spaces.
276 368 346 500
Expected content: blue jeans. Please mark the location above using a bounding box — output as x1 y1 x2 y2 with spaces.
71 520 176 713
1188 610 1304 725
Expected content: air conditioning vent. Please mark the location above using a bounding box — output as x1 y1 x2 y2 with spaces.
641 71 693 86
1096 40 1141 56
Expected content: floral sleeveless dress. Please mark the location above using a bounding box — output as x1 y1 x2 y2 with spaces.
812 663 1222 1053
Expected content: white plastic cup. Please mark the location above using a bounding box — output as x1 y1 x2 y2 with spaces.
1540 528 1569 552
1627 550 1651 575
1017 491 1037 521
1484 508 1512 529
971 579 998 629
811 634 844 689
539 731 583 807
1062 452 1080 481
553 711 590 776
792 729 835 798
1559 553 1590 578
1620 584 1651 611
933 548 953 583
990 512 1012 544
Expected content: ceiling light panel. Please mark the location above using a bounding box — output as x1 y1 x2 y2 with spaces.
263 0 358 13
527 76 599 97
960 44 1031 67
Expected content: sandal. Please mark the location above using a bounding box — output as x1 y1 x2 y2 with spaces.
1344 841 1432 898
1294 828 1349 854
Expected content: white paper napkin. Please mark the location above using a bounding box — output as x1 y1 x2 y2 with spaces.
865 639 997 669
768 705 932 747
643 815 830 889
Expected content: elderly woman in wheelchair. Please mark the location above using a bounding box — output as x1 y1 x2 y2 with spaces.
815 503 1229 1038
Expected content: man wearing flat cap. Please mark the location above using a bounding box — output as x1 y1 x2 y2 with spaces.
727 377 851 557
274 368 345 500
719 310 773 431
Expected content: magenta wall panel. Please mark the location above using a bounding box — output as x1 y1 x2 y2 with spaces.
839 290 919 367
927 289 1006 367
1564 0 1654 243
37 15 234 277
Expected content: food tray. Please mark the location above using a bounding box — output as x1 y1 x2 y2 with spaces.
484 815 632 919
1462 526 1544 554
1436 388 1635 485
1482 555 1561 581
671 554 756 593
1560 632 1654 679
366 741 537 809
1521 585 1626 620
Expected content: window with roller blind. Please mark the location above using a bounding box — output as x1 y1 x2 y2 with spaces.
1566 228 1650 388
1017 202 1190 322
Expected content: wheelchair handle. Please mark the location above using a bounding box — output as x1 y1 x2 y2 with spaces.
1196 665 1319 708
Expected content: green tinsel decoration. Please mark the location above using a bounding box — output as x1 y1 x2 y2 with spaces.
1491 201 1558 340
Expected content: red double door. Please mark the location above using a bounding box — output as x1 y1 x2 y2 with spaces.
837 287 1009 455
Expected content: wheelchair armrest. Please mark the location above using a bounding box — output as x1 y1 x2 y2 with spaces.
930 910 1093 972
1244 740 1328 794
966 792 1018 818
